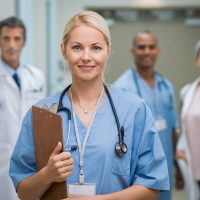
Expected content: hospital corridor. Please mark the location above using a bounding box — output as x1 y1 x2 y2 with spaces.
0 0 200 199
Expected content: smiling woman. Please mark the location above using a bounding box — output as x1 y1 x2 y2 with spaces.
61 25 110 83
10 11 169 200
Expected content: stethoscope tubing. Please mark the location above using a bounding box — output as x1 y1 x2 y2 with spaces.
132 69 173 110
56 83 127 157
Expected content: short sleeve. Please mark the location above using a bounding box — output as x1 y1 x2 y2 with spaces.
131 102 170 191
9 109 37 189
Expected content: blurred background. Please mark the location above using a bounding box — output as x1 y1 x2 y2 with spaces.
1 1 200 198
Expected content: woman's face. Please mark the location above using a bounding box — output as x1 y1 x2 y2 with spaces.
63 25 110 82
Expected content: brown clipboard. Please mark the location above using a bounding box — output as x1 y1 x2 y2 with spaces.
32 106 67 200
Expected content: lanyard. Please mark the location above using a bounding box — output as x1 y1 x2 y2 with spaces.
71 86 104 184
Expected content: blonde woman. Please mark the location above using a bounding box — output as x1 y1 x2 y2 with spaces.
10 11 169 200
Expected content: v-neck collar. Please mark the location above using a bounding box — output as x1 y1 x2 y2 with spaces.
73 95 108 130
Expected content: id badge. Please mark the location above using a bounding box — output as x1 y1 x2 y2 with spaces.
155 117 167 132
68 183 96 196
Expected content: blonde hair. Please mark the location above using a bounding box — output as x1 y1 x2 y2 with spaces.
62 11 111 47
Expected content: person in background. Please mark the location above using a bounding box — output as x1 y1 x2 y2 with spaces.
176 40 200 200
114 30 183 200
10 11 169 200
0 16 45 200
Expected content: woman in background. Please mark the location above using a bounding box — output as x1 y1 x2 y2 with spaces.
176 40 200 200
10 11 169 200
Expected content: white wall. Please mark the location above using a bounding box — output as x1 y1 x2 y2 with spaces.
32 0 47 82
59 0 200 9
1 0 200 96
0 0 15 20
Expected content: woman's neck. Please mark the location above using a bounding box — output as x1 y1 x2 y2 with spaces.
70 79 103 107
69 78 105 128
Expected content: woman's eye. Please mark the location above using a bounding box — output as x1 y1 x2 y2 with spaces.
92 46 102 51
72 45 81 51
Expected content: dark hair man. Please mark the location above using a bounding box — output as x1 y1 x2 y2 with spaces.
0 16 45 200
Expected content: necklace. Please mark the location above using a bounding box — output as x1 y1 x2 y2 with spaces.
79 103 97 114
71 90 101 114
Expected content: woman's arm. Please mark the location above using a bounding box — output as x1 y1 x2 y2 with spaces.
101 185 159 200
17 142 74 200
65 185 159 200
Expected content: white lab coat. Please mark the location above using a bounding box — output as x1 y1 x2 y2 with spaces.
0 61 45 200
177 77 200 200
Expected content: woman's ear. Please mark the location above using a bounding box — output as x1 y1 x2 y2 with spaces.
61 43 67 59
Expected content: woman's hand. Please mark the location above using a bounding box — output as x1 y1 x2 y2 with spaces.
44 142 74 184
174 164 184 190
174 150 185 190
176 150 187 163
17 142 74 200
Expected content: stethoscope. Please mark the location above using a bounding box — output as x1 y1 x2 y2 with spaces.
57 84 128 157
132 69 173 110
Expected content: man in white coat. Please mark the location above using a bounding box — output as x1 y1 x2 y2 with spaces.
0 16 45 199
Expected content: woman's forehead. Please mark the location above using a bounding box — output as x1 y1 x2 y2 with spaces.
67 25 107 44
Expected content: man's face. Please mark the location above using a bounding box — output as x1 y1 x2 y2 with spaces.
131 33 160 70
0 26 25 68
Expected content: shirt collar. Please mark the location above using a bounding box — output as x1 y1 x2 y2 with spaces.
134 67 164 88
0 58 23 78
154 72 163 83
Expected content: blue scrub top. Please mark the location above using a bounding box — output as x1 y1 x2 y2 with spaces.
114 68 178 200
10 86 169 194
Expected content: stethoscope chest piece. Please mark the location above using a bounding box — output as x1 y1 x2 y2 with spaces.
115 142 128 157
115 126 128 157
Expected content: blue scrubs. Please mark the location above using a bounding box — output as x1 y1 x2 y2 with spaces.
10 86 169 194
114 68 177 200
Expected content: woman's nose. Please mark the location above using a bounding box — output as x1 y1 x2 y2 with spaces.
81 49 91 62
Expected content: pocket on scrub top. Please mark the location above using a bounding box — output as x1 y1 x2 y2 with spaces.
112 142 131 176
163 94 173 109
161 89 173 110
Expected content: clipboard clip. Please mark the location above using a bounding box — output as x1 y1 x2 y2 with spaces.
43 103 58 114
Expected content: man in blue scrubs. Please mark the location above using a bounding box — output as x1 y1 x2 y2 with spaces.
114 30 183 200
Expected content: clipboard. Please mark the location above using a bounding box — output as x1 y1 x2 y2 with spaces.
32 106 67 200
